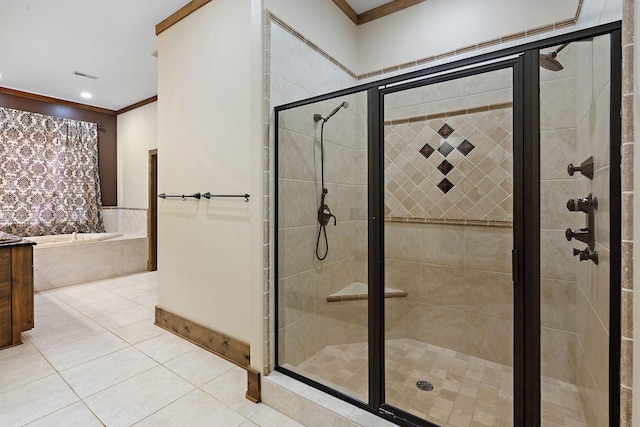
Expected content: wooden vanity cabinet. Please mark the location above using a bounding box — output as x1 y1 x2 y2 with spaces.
0 243 34 349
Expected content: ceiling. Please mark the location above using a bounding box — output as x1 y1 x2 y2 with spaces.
0 0 391 112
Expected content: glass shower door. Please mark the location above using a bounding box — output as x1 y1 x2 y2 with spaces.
276 91 369 402
382 67 515 425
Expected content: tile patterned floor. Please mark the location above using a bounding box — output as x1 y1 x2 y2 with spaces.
294 338 587 427
0 272 302 427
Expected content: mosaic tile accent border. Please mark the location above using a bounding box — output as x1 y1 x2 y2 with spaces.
385 216 512 227
384 102 513 125
620 0 634 423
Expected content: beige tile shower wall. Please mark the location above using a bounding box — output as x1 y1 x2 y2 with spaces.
383 69 513 122
573 37 612 427
384 221 514 366
540 38 611 425
539 42 582 386
384 219 579 382
271 18 369 367
380 62 580 380
269 19 357 368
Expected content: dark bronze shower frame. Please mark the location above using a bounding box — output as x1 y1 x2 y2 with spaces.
274 22 622 427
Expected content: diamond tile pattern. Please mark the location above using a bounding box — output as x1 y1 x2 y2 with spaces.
437 160 454 175
384 107 513 221
419 143 435 159
457 139 475 156
437 123 454 138
437 141 454 157
437 178 454 194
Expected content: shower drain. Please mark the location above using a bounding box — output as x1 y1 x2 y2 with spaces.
416 380 434 391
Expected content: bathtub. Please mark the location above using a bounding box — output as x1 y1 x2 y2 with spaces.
31 232 148 291
28 232 123 248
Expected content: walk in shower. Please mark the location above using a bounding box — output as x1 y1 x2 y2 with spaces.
275 25 620 427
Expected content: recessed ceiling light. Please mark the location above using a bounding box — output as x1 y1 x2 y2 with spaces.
80 92 92 99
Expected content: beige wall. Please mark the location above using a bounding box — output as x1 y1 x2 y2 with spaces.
157 0 264 370
357 0 580 73
116 102 158 209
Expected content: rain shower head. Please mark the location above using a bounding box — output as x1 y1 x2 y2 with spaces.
314 101 349 123
540 43 569 71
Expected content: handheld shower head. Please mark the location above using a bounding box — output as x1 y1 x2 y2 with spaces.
327 101 349 120
313 101 349 123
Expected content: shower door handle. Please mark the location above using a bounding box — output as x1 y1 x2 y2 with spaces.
511 249 519 283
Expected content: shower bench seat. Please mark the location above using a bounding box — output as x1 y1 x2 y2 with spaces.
326 281 407 303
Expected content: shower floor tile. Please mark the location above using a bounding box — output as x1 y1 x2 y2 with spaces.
293 338 587 427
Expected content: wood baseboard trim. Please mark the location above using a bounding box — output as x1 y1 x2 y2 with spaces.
155 306 250 367
154 306 260 402
246 368 261 403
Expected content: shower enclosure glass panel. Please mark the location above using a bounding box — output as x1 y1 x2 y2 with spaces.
383 68 514 425
276 92 369 402
539 34 611 426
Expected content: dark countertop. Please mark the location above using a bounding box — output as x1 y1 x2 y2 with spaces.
0 232 35 248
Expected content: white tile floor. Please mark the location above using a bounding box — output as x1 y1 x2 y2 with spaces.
0 272 303 427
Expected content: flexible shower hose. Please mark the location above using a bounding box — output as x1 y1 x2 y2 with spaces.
316 220 329 260
316 119 332 261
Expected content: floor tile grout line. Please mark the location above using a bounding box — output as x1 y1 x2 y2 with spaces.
22 280 168 425
27 330 164 408
18 339 101 425
9 272 297 427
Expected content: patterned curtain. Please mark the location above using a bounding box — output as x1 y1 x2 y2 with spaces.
0 107 105 237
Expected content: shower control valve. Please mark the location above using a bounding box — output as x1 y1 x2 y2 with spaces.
567 156 594 179
566 194 598 213
572 247 599 265
565 227 591 245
